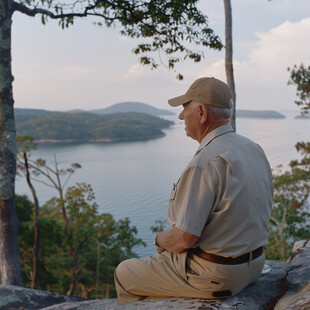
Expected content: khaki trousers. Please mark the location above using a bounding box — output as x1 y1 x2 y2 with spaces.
114 250 265 305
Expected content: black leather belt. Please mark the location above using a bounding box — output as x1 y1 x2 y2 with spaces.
190 247 263 265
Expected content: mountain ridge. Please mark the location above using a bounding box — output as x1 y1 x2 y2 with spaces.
66 101 175 116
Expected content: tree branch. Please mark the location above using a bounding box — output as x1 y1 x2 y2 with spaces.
11 0 223 79
12 1 114 21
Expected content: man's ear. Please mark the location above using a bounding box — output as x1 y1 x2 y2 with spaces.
199 104 208 124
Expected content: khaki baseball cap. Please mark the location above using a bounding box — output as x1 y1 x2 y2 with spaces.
168 77 232 108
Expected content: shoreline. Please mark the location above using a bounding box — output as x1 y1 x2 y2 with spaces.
34 134 165 144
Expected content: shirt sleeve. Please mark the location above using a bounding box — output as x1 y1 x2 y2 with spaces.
175 162 219 237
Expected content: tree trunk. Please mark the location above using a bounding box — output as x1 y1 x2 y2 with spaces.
56 177 78 296
223 0 236 131
58 188 76 296
96 240 100 291
106 283 110 299
67 250 78 296
23 153 40 289
0 0 23 286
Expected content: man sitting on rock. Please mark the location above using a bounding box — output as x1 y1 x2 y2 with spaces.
114 77 274 304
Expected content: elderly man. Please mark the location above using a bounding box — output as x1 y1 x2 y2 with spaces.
114 77 273 304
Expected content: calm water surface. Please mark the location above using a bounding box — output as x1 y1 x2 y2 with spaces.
15 112 310 257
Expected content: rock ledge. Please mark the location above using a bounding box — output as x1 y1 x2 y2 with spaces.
1 240 309 310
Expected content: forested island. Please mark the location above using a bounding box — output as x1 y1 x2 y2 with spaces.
15 108 174 142
236 110 285 119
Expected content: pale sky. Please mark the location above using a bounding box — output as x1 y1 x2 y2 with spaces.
11 0 310 113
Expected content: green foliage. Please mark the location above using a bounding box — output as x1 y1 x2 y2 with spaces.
16 194 63 287
16 0 223 79
150 218 168 233
16 135 37 177
288 63 310 115
266 144 310 261
266 173 310 260
16 135 37 153
16 183 145 297
266 64 310 260
16 195 33 282
15 110 174 141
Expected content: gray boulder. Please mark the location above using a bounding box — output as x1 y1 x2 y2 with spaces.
1 240 309 310
0 285 83 310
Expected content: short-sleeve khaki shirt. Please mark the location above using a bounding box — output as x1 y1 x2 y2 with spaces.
168 124 274 257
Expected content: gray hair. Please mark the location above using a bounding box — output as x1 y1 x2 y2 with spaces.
208 99 234 119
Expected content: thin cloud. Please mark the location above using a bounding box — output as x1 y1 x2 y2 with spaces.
120 63 169 81
197 18 310 109
249 18 310 75
198 59 225 80
201 18 310 82
121 64 150 79
59 66 96 81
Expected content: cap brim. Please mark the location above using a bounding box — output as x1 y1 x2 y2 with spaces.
168 94 192 107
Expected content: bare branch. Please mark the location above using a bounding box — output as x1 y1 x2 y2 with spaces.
30 177 58 190
26 162 59 189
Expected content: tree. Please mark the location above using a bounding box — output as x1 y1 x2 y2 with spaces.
223 0 236 131
21 156 81 294
17 156 142 297
16 135 40 289
16 194 64 289
16 187 145 297
16 148 83 291
89 213 145 298
15 194 35 285
288 63 310 115
265 64 310 260
266 157 310 260
0 0 223 285
44 183 98 295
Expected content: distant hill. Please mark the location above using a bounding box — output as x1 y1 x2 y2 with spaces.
66 109 87 114
15 109 174 143
236 110 285 119
14 108 53 123
91 102 174 116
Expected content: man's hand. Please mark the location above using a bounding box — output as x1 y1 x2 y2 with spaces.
156 227 199 253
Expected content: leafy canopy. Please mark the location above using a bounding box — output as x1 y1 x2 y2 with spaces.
14 0 223 79
265 64 310 260
288 63 310 115
17 183 145 297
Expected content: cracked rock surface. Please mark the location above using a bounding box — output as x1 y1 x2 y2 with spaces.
1 240 309 310
0 285 83 310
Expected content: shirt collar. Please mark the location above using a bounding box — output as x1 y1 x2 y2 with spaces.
195 124 234 156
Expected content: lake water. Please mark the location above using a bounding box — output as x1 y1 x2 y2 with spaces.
15 111 310 257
